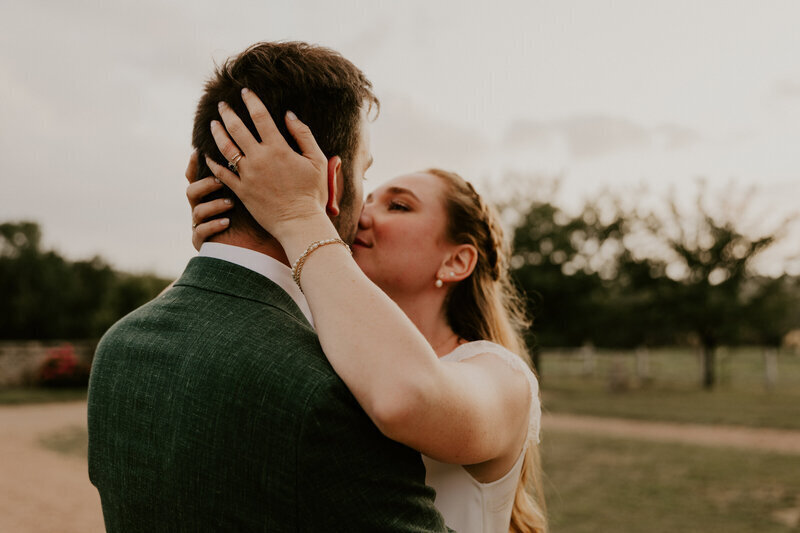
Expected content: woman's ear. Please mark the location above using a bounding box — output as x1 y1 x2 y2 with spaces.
326 156 342 216
440 244 478 283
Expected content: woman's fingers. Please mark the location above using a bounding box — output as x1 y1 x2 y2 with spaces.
186 155 231 251
240 88 283 147
205 155 241 195
217 101 258 155
284 111 326 163
192 218 230 251
186 176 224 208
209 120 247 171
185 151 199 183
192 198 234 226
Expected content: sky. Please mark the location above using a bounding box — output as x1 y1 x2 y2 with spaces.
2 0 798 278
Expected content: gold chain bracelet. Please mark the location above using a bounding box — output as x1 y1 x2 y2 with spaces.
291 238 352 292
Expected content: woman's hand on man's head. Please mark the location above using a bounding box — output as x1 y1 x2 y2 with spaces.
185 151 234 251
203 88 331 240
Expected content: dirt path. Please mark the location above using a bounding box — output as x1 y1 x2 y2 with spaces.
0 401 103 533
543 412 800 455
2 402 799 532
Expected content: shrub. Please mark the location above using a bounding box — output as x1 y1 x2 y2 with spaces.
37 344 90 388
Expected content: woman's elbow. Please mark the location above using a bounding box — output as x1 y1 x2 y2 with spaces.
367 383 427 441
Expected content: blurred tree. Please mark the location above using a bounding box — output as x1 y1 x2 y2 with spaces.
0 221 42 255
0 221 170 340
615 182 796 388
509 198 627 349
1 221 71 337
503 180 798 389
740 275 800 347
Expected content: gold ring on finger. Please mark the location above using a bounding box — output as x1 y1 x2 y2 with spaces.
228 152 244 173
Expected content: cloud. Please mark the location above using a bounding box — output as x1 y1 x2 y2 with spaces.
2 0 795 277
339 17 395 61
773 79 800 99
652 123 702 150
369 94 491 182
504 115 701 159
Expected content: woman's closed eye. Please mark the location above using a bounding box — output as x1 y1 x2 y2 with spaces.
388 201 410 212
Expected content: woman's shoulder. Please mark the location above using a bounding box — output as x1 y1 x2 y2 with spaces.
442 340 539 409
443 340 527 370
445 340 542 443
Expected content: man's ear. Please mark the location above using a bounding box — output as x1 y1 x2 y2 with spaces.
440 244 478 283
326 156 342 217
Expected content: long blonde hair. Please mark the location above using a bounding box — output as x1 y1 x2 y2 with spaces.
429 168 548 533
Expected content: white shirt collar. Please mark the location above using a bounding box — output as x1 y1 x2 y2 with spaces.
198 242 314 327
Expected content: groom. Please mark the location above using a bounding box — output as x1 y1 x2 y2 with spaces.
88 42 449 532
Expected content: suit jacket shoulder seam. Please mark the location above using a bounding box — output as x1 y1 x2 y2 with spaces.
172 282 312 329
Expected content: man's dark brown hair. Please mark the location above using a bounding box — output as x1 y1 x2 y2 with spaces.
192 41 379 240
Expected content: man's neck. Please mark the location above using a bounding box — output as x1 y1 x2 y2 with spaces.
208 232 289 266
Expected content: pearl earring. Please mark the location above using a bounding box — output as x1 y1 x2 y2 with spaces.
435 278 444 288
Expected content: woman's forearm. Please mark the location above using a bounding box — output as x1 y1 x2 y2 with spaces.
202 94 527 463
278 214 444 438
278 216 527 465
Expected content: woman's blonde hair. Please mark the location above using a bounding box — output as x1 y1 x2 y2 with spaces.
428 168 548 533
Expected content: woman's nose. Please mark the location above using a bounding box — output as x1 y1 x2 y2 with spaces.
358 204 372 229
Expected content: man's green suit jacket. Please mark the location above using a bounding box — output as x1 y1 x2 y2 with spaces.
88 256 449 532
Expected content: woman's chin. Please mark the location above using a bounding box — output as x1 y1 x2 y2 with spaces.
353 258 379 285
353 253 369 272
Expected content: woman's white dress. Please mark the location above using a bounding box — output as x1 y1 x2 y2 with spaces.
422 341 541 533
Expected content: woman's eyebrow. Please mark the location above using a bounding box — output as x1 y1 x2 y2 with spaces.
385 187 420 202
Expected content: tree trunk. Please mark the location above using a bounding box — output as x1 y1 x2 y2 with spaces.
701 344 716 389
635 346 651 382
764 347 778 390
581 343 595 377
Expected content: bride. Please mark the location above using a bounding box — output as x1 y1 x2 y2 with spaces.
188 90 548 533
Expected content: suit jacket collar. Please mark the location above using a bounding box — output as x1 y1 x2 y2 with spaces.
174 256 312 328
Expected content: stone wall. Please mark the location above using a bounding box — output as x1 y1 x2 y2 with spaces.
0 341 97 387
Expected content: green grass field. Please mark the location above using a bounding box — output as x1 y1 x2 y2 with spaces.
539 347 800 430
542 430 800 533
0 387 88 405
36 425 798 532
13 349 796 533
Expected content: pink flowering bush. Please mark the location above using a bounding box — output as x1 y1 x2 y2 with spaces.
38 344 90 387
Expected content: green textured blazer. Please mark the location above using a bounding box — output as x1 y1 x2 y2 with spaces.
88 256 449 532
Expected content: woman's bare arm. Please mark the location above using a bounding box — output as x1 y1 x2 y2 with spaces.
204 91 531 464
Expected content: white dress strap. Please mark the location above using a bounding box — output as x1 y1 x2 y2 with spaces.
443 340 541 443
